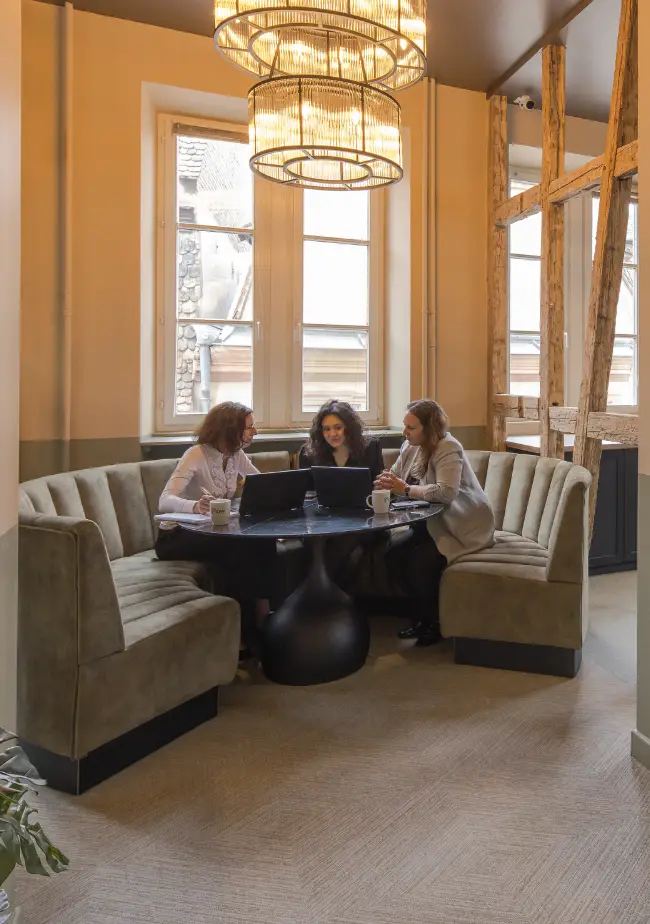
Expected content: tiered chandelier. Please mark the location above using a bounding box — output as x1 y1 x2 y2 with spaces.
214 0 427 189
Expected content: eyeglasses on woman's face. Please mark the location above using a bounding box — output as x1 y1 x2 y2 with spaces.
242 415 258 443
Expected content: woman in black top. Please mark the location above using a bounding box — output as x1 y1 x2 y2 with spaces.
299 400 383 590
299 400 383 480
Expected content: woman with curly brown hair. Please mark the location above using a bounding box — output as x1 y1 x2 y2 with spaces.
298 400 383 480
155 401 276 652
375 399 494 646
298 400 384 589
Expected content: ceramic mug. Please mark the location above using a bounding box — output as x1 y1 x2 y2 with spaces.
210 498 231 526
366 489 391 515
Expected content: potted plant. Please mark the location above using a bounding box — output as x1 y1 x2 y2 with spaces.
0 731 69 923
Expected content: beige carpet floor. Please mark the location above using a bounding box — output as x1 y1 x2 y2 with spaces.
16 571 650 924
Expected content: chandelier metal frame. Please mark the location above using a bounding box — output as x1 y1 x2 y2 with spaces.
248 74 403 190
214 0 427 92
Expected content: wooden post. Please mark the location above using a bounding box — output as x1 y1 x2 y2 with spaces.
539 45 566 458
574 0 637 526
487 95 508 451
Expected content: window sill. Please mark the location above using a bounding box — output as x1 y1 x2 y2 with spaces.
141 428 405 460
142 427 403 445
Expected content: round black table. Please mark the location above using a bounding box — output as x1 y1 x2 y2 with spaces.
181 499 443 686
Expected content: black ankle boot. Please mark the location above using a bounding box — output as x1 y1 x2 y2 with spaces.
397 620 441 645
397 622 420 640
414 623 441 646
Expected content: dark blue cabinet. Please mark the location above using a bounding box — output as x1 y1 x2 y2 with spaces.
508 442 637 576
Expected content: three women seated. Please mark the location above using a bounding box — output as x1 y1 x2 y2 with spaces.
157 397 495 648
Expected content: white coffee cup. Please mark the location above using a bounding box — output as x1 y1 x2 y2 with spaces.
210 498 231 526
366 489 391 515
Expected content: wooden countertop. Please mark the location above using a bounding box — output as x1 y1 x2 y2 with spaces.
506 435 624 454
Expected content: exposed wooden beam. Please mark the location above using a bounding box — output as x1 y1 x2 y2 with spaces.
548 406 577 433
549 407 638 445
539 45 566 459
487 96 509 451
493 394 540 420
548 158 604 204
494 185 542 226
573 0 637 526
548 139 638 204
587 412 638 445
485 0 595 100
494 140 637 230
615 138 638 178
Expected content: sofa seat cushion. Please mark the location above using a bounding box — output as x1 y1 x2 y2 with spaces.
440 531 583 649
111 557 220 641
112 551 203 576
450 530 548 581
77 589 241 754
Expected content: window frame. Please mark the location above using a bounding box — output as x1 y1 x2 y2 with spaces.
589 193 638 411
506 164 638 427
155 112 385 434
156 113 265 433
290 191 385 427
507 168 544 403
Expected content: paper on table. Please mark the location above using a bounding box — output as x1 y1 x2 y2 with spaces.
154 513 211 525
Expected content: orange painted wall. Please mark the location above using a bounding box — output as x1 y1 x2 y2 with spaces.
435 84 489 428
20 2 491 441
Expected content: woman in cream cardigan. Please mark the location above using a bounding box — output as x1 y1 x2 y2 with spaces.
375 399 495 646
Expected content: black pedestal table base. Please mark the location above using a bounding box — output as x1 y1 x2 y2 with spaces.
261 536 370 685
177 498 443 686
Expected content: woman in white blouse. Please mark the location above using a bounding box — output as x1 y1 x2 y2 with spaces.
156 401 276 650
375 399 494 646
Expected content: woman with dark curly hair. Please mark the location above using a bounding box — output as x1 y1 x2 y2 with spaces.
376 399 494 646
155 401 277 652
298 400 384 589
298 400 383 480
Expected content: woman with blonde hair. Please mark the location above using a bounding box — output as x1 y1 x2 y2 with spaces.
375 399 494 645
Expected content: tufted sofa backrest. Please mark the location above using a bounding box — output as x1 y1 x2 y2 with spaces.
19 451 292 561
467 450 585 549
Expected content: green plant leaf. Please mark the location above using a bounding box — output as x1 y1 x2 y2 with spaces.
20 838 49 877
44 848 68 874
28 826 69 873
0 848 15 888
0 748 45 785
0 736 69 886
0 827 21 866
0 818 24 838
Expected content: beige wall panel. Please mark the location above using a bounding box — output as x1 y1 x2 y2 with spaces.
0 0 21 733
435 85 489 428
509 105 608 157
634 0 649 768
71 10 252 439
21 1 61 442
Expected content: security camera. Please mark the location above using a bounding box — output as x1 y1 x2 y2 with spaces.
514 95 536 111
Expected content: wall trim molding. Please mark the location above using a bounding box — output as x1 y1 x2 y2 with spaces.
19 438 141 481
631 729 650 770
20 426 489 480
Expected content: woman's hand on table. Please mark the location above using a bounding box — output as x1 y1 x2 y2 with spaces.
374 470 408 495
194 494 214 514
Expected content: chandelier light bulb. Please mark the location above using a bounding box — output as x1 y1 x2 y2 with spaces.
214 0 427 92
248 75 403 191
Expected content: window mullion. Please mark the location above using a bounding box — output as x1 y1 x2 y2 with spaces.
178 221 253 236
